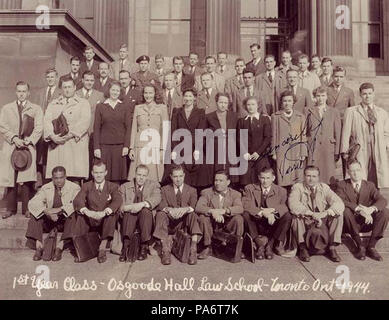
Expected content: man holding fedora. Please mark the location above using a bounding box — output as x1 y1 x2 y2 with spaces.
0 81 43 219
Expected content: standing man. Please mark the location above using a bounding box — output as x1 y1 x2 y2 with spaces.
256 54 284 116
276 69 313 113
289 166 345 262
224 58 246 97
341 83 389 189
111 44 131 80
336 160 389 261
196 73 218 114
73 160 122 263
195 56 225 93
38 68 62 112
195 170 244 260
119 165 161 261
216 52 235 80
319 57 334 87
80 46 100 78
242 168 293 259
154 54 170 85
183 52 203 77
118 70 141 120
162 73 183 118
154 165 201 265
246 43 266 76
0 81 43 219
76 71 104 172
275 50 298 86
298 54 321 97
59 56 83 90
172 56 195 94
44 77 91 184
232 68 262 117
326 66 355 120
93 62 114 97
310 54 323 77
131 55 161 92
26 166 80 261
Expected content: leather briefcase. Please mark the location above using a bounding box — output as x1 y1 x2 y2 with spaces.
172 230 191 263
212 230 243 263
42 228 58 261
49 113 69 150
126 232 140 263
20 114 35 139
242 233 255 263
73 232 101 263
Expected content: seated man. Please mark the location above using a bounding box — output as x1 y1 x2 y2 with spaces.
336 160 389 261
154 165 201 265
242 167 293 260
26 166 80 261
289 165 345 262
73 160 122 263
119 164 161 261
195 170 244 260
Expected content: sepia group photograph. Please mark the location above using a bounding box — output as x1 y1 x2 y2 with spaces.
0 0 388 308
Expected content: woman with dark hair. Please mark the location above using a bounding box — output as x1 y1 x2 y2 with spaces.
271 90 307 188
128 84 169 182
169 88 208 187
205 92 239 185
237 96 271 185
93 81 131 183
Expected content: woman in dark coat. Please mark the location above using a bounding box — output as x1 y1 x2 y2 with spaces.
169 89 208 187
237 96 272 186
94 81 132 183
205 93 239 185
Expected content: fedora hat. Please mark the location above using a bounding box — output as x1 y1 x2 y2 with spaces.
11 147 32 171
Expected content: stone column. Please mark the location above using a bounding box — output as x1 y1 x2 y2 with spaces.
206 0 241 56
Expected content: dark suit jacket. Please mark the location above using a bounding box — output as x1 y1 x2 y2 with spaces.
80 60 100 78
242 183 288 217
162 88 183 118
183 65 204 78
326 84 355 119
75 88 105 134
237 115 271 156
336 179 387 212
119 87 142 123
59 73 83 90
246 59 266 76
196 89 219 114
37 86 62 112
174 72 195 94
225 75 244 97
276 86 313 113
195 187 243 216
93 77 114 97
158 184 198 210
74 180 122 213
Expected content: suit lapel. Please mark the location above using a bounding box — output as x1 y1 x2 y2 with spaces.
211 191 221 209
181 184 190 207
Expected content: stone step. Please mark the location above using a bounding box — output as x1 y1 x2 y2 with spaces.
0 214 29 230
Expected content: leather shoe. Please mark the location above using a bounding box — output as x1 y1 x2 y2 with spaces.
298 246 310 262
52 248 63 261
355 247 366 260
119 240 130 262
198 247 210 260
256 246 265 260
328 248 341 262
33 248 43 261
367 247 383 261
2 211 16 219
188 245 197 265
97 250 107 263
138 244 149 261
265 245 274 260
161 250 171 265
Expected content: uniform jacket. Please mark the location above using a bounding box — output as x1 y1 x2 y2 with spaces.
131 70 162 91
242 183 288 217
119 179 161 209
288 182 345 217
158 184 198 210
28 180 81 219
195 187 244 216
76 88 104 134
74 180 122 213
341 104 389 188
0 100 43 187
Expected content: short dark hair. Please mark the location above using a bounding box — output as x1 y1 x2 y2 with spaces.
189 52 199 58
60 75 75 88
280 90 297 104
173 56 184 64
16 81 30 90
235 57 245 65
119 69 131 77
359 82 374 93
200 72 213 80
282 50 291 56
92 159 106 169
70 56 81 64
136 164 149 174
84 46 94 52
265 54 275 61
333 66 346 75
45 68 58 76
205 55 216 63
82 71 95 79
182 88 197 97
217 52 228 58
304 165 320 175
258 167 275 176
346 159 362 170
214 170 230 181
52 166 66 176
215 92 230 103
321 57 333 65
311 54 321 61
170 165 185 175
313 86 328 97
243 68 255 76
299 54 309 61
250 43 261 50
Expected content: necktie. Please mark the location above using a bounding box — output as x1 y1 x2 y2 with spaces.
135 185 143 203
47 87 52 104
120 59 124 71
219 193 225 208
191 66 195 74
367 106 377 126
176 188 182 207
206 89 210 100
310 187 317 212
268 72 273 83
53 187 63 208
354 183 360 194
168 90 173 106
97 184 103 193
239 75 243 86
85 90 91 99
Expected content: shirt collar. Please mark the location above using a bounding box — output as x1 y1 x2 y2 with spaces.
261 186 271 194
104 98 122 108
245 113 260 121
82 87 91 95
95 181 105 190
352 180 362 189
174 185 184 194
253 57 261 65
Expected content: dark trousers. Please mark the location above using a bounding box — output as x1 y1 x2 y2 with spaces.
25 214 76 249
243 211 293 243
343 207 389 248
121 208 153 243
153 211 202 241
198 214 244 247
73 213 117 240
6 182 34 214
